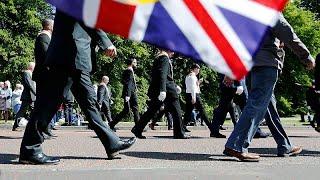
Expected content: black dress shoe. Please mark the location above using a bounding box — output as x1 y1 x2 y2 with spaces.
184 127 191 133
210 132 226 138
174 134 190 139
131 128 146 139
19 153 60 165
107 137 136 159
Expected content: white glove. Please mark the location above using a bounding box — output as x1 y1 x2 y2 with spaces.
158 91 166 102
191 97 196 104
236 86 244 95
125 96 130 102
176 85 182 94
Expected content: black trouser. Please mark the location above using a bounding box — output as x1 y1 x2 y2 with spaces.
110 93 139 127
133 95 185 138
13 100 33 129
151 105 173 129
184 93 213 132
20 69 120 156
315 56 320 90
315 110 320 127
101 101 113 123
64 102 73 124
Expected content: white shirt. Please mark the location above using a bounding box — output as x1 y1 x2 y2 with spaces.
185 72 200 99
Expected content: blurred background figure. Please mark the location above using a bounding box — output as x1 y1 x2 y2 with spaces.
0 80 12 122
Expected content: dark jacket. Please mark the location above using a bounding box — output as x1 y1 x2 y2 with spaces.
315 53 320 91
147 54 178 99
33 32 51 82
21 71 36 102
45 11 113 73
97 84 111 106
122 69 136 98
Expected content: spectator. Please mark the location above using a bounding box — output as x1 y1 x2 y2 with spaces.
0 81 12 121
12 84 24 116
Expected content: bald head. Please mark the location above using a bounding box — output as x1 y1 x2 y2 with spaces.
101 76 109 84
42 19 54 32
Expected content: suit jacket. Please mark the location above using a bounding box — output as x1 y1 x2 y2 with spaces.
33 32 51 82
97 84 111 106
45 10 113 73
21 71 36 102
147 54 178 99
122 69 136 98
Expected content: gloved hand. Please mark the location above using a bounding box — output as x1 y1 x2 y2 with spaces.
125 96 130 102
191 97 196 104
236 86 244 95
176 85 182 94
158 91 166 102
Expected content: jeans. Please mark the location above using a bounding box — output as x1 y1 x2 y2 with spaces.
225 67 293 154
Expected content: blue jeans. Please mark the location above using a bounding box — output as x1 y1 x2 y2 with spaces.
225 67 293 154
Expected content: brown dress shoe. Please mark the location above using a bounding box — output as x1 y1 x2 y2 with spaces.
277 146 302 157
223 148 260 162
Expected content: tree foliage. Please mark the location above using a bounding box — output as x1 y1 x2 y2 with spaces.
0 1 319 118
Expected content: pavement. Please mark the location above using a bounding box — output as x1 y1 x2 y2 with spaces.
0 125 320 180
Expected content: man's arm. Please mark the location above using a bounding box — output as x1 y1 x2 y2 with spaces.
157 56 170 93
39 34 51 54
97 85 105 105
24 72 36 95
272 14 315 67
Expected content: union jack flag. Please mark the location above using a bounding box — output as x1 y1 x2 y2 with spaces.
46 0 288 80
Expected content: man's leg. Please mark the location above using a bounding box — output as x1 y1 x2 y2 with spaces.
225 67 278 153
12 101 30 130
132 98 162 136
20 69 67 157
211 92 234 135
110 99 130 128
195 94 213 132
130 94 140 124
70 71 120 153
165 97 185 138
184 94 194 126
264 93 293 154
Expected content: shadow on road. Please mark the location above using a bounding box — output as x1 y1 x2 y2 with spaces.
288 135 320 138
0 136 22 140
122 151 238 162
0 153 109 165
0 154 19 164
250 148 320 157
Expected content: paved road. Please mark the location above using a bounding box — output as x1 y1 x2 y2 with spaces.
0 126 319 179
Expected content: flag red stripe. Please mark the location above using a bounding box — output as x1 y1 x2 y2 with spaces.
184 0 247 79
252 0 288 11
96 0 136 38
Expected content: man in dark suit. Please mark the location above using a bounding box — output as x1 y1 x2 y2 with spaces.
97 76 113 123
131 49 188 139
19 11 135 165
32 19 56 137
12 62 36 131
109 58 140 130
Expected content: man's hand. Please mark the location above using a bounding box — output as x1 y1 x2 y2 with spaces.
104 45 117 58
235 86 244 95
176 85 182 94
125 96 130 102
223 76 234 87
158 91 166 102
192 97 196 104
